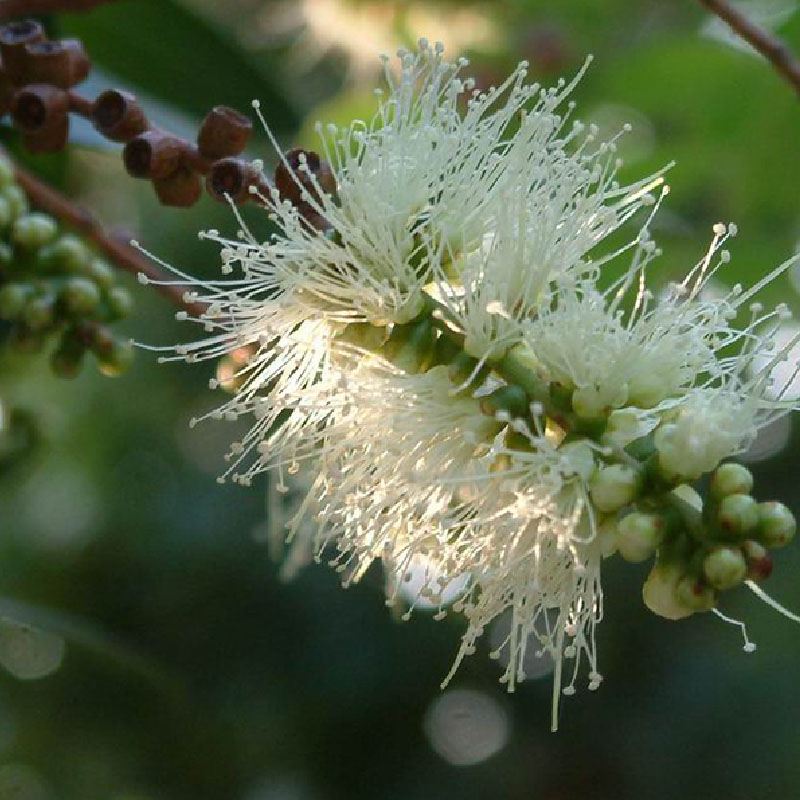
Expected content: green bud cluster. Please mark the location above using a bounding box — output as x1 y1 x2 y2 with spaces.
0 157 134 378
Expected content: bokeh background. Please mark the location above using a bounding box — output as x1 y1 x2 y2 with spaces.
1 1 800 798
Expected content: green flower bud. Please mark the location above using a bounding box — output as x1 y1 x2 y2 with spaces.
10 328 45 354
50 336 86 378
0 241 13 269
0 196 13 230
382 315 435 374
742 540 773 581
40 234 91 274
616 512 665 563
675 576 716 613
22 294 55 331
0 158 15 188
628 372 668 409
1 184 29 219
62 277 101 316
0 282 31 319
572 383 628 419
757 501 796 549
96 337 134 377
717 494 759 538
12 213 58 250
710 462 753 499
480 384 529 419
595 517 619 558
590 463 641 513
85 259 115 289
642 562 695 620
702 546 747 590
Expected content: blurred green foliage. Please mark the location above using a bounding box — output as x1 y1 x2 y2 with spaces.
0 1 799 798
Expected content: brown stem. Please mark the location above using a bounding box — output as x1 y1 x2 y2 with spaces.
698 0 800 97
0 0 115 20
9 154 205 316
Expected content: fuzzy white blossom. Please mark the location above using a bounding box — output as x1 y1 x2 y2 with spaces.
143 40 800 729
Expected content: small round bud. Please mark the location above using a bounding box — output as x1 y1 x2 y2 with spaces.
594 518 619 558
22 293 55 330
628 372 668 409
12 212 57 250
85 258 114 288
710 463 753 499
0 158 13 188
702 546 747 590
96 337 134 377
757 501 796 549
50 335 86 378
0 282 31 318
717 494 759 538
590 463 641 513
42 234 90 273
479 383 529 418
616 512 664 563
742 540 773 581
62 277 101 316
0 196 12 229
2 184 30 219
642 563 694 620
106 286 134 320
675 577 716 613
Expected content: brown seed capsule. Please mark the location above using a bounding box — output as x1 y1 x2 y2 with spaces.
23 39 90 88
197 106 252 160
153 165 203 207
274 149 335 207
91 89 148 142
0 19 46 83
206 157 263 203
21 115 69 153
12 84 69 133
124 130 186 180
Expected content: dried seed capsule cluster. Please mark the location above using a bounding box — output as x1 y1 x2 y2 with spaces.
0 157 134 377
0 19 267 208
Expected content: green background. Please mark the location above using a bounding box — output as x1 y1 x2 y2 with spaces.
1 1 800 798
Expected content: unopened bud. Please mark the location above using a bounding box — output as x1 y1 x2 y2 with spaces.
106 286 134 320
12 213 57 250
717 494 759 538
702 546 747 590
2 184 29 219
96 337 134 377
62 277 101 315
22 293 55 330
590 463 641 513
757 501 796 549
0 282 31 319
675 576 716 613
742 540 773 581
642 562 694 620
710 462 753 499
616 512 664 562
479 383 529 419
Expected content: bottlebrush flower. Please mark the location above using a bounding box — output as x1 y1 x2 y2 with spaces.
142 40 800 729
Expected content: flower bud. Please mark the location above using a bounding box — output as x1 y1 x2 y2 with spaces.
22 293 55 330
642 562 695 620
2 184 29 219
50 332 85 378
590 463 641 513
96 337 134 377
710 462 753 499
0 282 31 319
62 277 101 316
91 89 148 142
197 106 252 160
37 234 89 273
383 315 435 374
85 258 114 289
675 576 716 613
12 213 57 250
616 512 664 563
0 158 14 189
757 501 796 549
595 518 619 558
572 383 627 419
628 372 668 409
106 286 134 320
479 384 529 419
742 540 773 581
702 546 747 590
717 494 759 538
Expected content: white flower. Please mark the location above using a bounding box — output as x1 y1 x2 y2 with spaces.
146 40 800 729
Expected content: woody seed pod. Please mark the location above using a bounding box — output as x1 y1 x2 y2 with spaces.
124 130 186 180
0 19 45 83
23 39 90 88
197 106 252 160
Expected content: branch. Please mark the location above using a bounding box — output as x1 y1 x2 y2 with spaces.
9 154 204 316
0 0 115 20
698 0 800 97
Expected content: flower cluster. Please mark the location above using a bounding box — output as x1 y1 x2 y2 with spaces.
146 41 799 728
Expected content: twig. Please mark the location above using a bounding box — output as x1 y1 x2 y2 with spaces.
698 0 800 97
0 0 115 20
10 154 203 315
